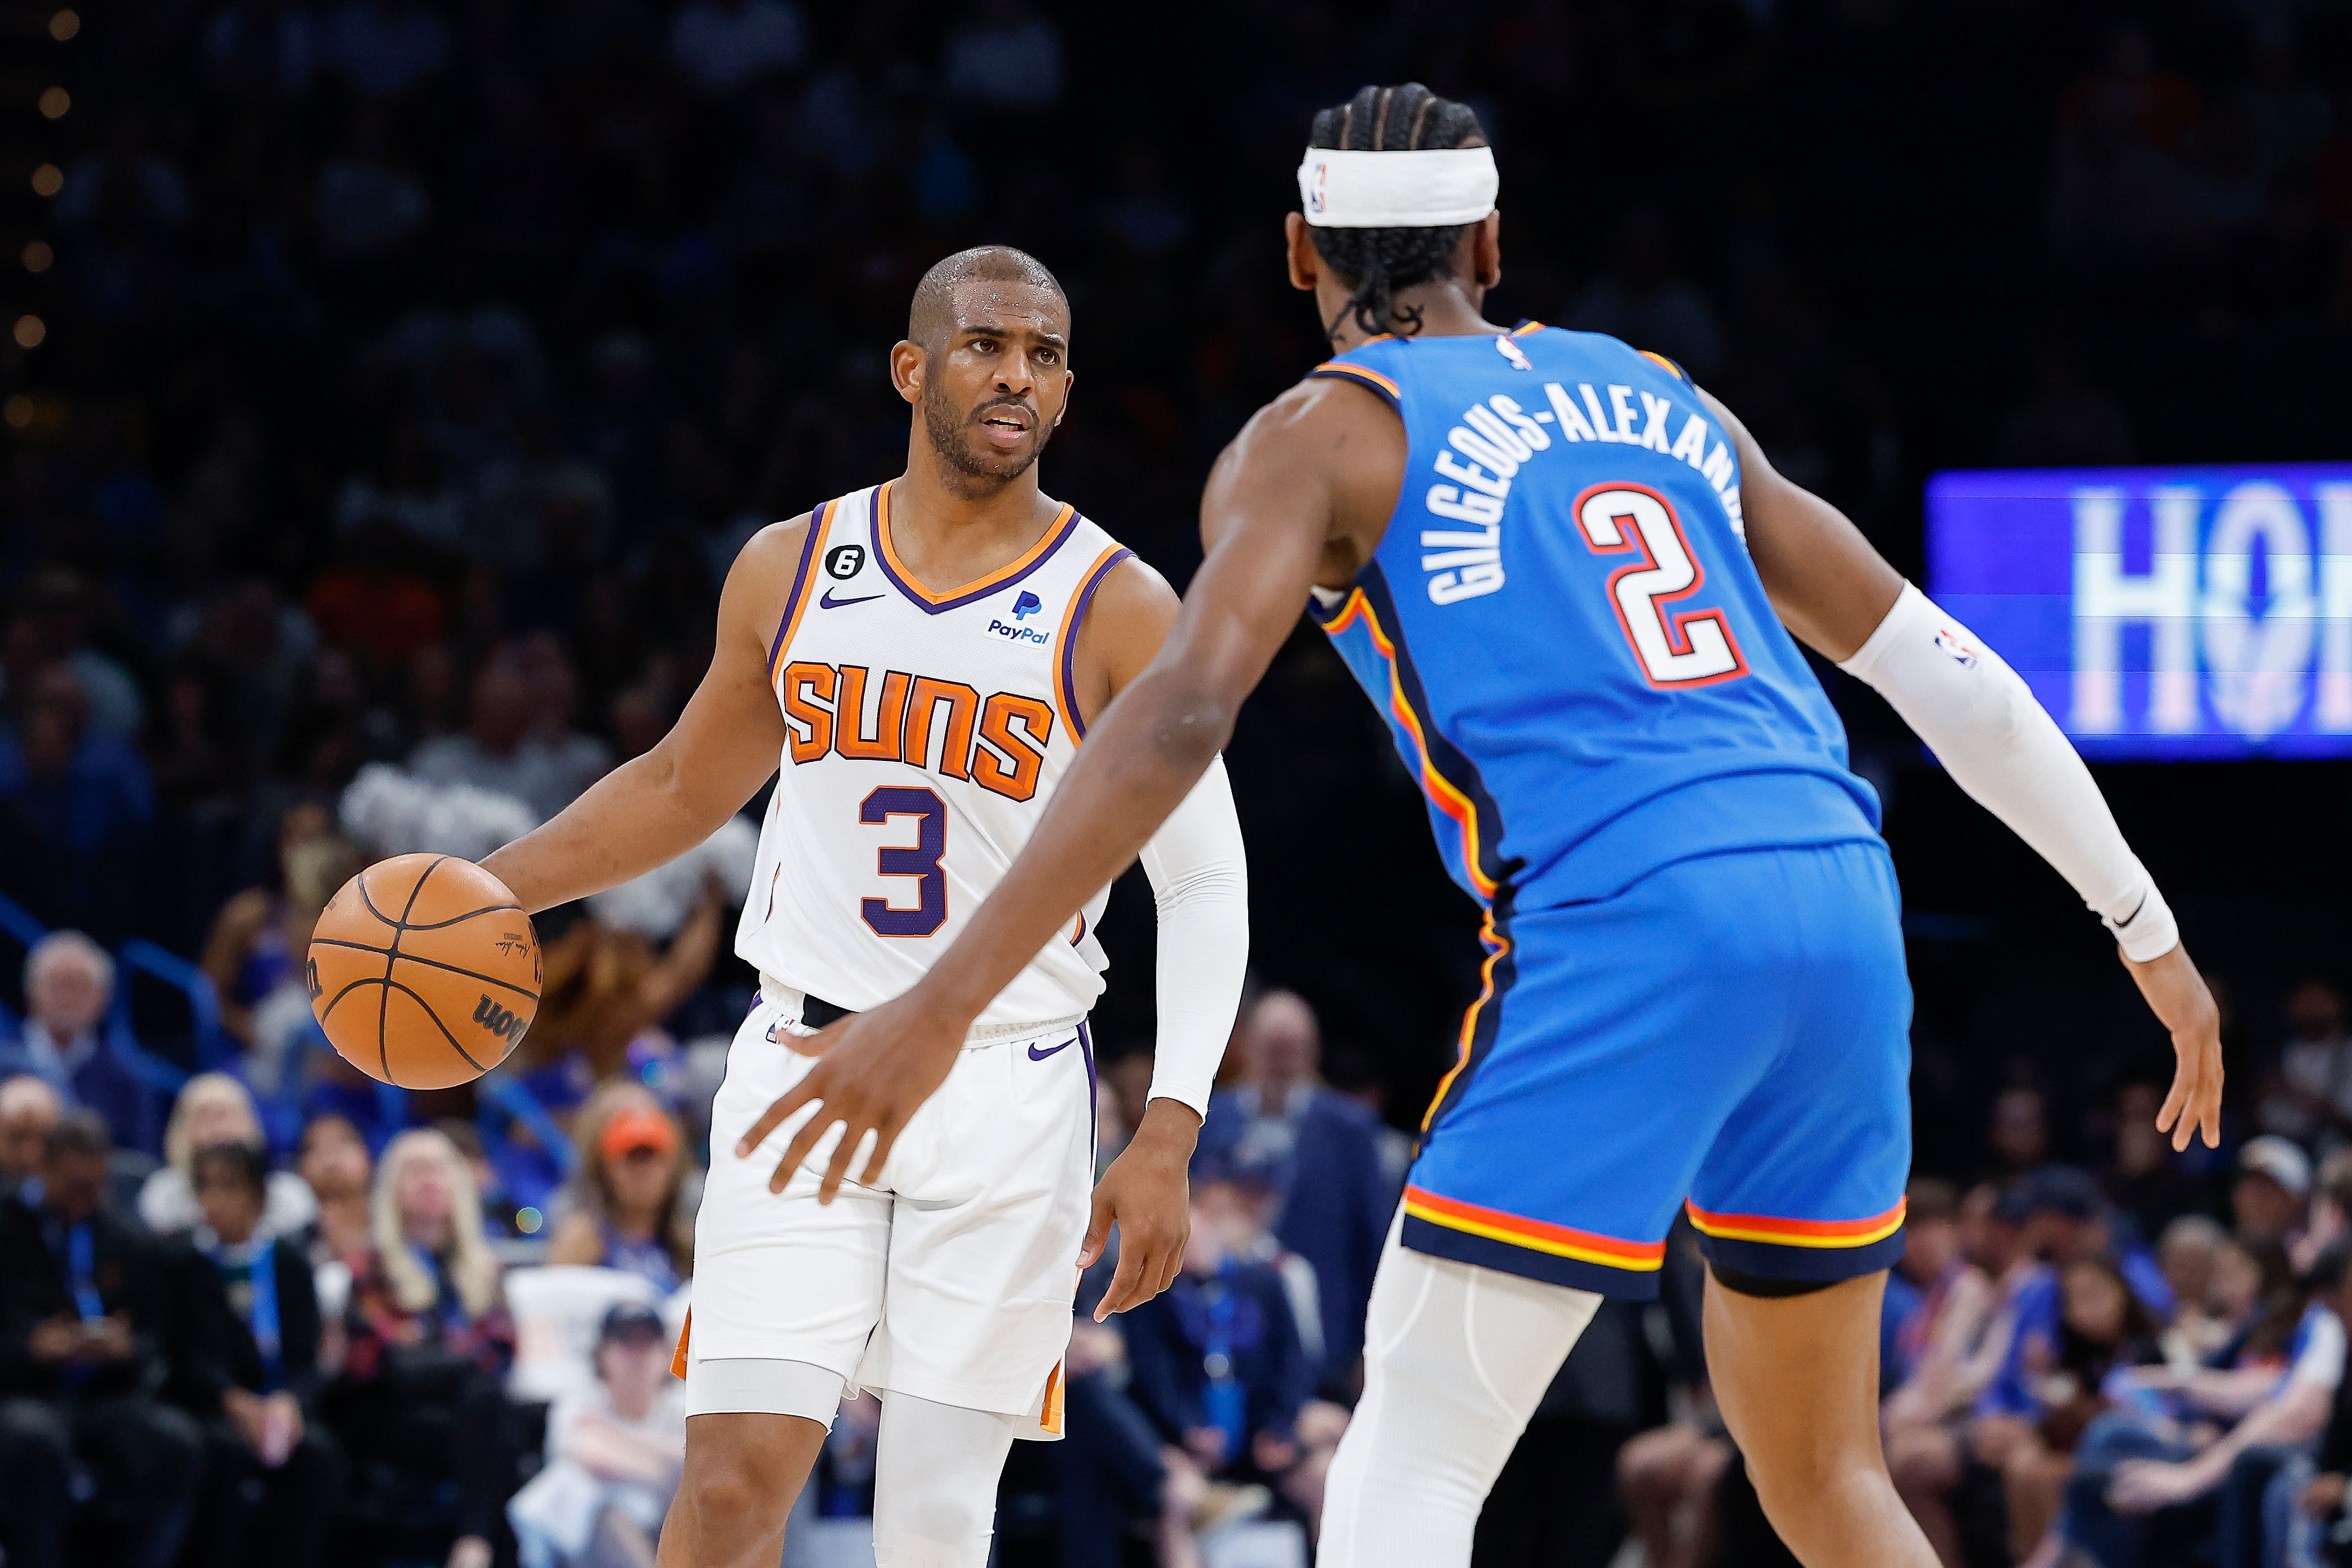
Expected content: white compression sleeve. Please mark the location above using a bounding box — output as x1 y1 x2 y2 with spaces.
1319 1217 1603 1568
1837 582 2178 962
1135 755 1249 1117
871 1393 1019 1568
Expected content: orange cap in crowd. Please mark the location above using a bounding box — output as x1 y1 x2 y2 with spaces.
600 1108 678 1161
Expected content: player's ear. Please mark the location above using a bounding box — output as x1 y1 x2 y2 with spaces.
1467 211 1503 293
1284 212 1319 293
888 339 925 405
1053 368 1073 428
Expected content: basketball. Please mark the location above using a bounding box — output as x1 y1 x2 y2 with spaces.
307 854 541 1090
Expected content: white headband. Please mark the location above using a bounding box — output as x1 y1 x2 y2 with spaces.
1296 146 1498 229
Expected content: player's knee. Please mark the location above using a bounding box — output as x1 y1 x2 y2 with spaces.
683 1447 790 1540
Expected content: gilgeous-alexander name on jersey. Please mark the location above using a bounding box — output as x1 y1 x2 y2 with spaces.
740 484 1132 1034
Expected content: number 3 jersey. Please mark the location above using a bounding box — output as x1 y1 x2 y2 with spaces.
1306 325 1884 914
737 483 1132 1034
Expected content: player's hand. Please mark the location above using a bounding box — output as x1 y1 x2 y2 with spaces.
1080 1097 1199 1320
734 989 966 1202
2126 943 2223 1152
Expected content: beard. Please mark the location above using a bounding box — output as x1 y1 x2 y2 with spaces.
922 384 1051 491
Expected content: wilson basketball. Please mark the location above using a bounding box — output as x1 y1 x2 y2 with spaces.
308 854 541 1090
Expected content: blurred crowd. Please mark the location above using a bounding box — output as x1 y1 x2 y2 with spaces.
0 980 1406 1568
8 0 2352 1564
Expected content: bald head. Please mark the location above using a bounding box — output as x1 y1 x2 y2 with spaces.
0 1075 62 1181
909 246 1066 351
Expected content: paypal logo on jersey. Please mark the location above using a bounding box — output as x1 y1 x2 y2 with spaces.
1011 591 1042 619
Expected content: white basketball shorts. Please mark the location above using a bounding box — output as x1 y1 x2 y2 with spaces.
681 986 1094 1436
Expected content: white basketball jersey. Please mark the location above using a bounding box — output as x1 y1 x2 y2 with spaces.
736 483 1133 1034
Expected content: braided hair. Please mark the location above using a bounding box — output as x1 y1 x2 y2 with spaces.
1306 84 1489 341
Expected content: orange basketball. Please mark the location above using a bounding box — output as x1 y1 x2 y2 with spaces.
307 854 541 1089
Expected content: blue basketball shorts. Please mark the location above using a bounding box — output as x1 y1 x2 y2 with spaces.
1402 839 1913 1299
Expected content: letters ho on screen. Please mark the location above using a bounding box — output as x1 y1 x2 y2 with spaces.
1926 464 2352 760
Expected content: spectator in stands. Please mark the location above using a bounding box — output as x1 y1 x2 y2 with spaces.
0 664 155 944
0 930 158 1154
184 1140 340 1568
2237 1134 2315 1249
407 638 610 823
1886 1184 2036 1567
138 1072 317 1239
1885 1177 1967 1392
1196 990 1389 1383
527 893 726 1082
1990 1084 2054 1179
507 1301 685 1568
2061 1244 2348 1566
200 807 362 1091
2157 1214 2232 1361
2258 978 2352 1146
2293 1252 2352 1560
0 1073 62 1192
298 1111 373 1263
547 1083 694 1292
1995 1256 2164 1567
1122 1159 1315 1513
0 1110 206 1568
330 1127 516 1568
2105 1079 2210 1247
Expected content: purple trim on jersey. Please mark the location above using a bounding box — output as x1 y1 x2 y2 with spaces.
769 500 832 672
870 491 1086 616
1058 543 1133 740
1078 1019 1097 1157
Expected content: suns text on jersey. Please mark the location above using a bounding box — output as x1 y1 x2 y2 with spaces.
777 661 1054 801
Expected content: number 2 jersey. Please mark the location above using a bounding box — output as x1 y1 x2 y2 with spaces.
1307 324 1883 916
737 483 1131 1034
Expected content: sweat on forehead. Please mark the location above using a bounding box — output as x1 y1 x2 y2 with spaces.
908 245 1067 346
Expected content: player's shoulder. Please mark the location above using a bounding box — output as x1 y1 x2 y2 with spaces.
1088 548 1177 626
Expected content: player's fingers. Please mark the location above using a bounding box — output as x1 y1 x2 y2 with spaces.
1077 1188 1114 1269
855 1117 901 1189
768 1108 836 1195
2199 1076 2224 1149
2155 1066 2190 1138
1094 1237 1146 1322
1157 1234 1185 1295
737 1075 822 1159
816 1106 876 1206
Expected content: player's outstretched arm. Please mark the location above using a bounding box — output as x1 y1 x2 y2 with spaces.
1708 388 2223 1150
736 383 1353 1213
479 519 802 914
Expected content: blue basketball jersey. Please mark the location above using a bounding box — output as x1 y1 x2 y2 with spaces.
1306 324 1882 913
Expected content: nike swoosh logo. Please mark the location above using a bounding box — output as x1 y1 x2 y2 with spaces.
1027 1036 1077 1061
819 589 884 609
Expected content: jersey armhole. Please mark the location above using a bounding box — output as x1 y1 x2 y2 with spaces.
767 500 839 683
1637 348 1691 383
1306 360 1403 413
1052 542 1136 742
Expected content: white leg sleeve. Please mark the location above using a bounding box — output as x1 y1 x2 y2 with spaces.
871 1392 1019 1568
1317 1219 1603 1568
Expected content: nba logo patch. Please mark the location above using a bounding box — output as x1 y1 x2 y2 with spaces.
1012 590 1042 619
1494 335 1533 371
1307 160 1329 216
1933 627 1978 668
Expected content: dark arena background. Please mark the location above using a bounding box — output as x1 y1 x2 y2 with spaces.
6 2 2352 1566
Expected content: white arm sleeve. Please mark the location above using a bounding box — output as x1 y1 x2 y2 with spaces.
1837 582 2179 963
1134 756 1250 1117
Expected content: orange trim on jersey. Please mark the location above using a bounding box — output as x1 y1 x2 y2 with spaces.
1512 320 1546 336
670 1309 690 1380
1321 588 1498 900
876 482 1078 606
769 501 839 683
1038 1360 1066 1436
1638 349 1689 381
1311 360 1401 401
1421 910 1508 1130
1404 1185 1667 1272
1684 1198 1909 1250
1052 543 1129 742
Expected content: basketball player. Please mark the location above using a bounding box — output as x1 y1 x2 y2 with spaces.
477 246 1249 1568
738 87 2227 1567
